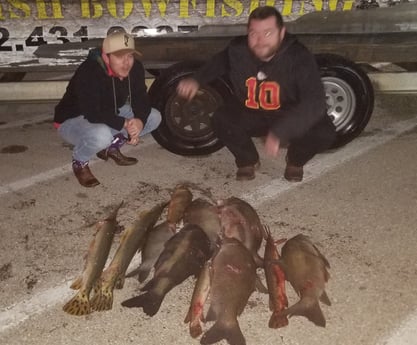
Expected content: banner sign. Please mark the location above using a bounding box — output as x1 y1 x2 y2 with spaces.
0 0 411 69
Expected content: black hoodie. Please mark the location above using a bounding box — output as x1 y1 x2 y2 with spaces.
193 33 327 143
54 48 151 130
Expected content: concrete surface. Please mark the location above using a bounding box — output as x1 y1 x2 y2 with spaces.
0 93 417 345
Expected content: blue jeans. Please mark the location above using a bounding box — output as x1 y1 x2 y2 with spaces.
58 105 161 162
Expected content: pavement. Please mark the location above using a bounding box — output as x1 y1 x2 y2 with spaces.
0 93 417 345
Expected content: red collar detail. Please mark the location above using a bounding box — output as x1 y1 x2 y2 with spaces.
102 51 116 77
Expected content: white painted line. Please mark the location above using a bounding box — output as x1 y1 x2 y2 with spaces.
0 113 53 130
0 137 155 197
0 164 72 197
244 116 417 207
0 283 72 333
380 313 417 345
1 116 417 337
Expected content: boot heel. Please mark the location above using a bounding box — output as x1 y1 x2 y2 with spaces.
96 150 109 161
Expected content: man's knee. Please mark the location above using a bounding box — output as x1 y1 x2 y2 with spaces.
91 125 113 149
141 108 161 135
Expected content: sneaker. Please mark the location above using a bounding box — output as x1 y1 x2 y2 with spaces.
236 161 260 181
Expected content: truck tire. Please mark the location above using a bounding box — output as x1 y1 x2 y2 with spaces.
149 61 232 156
316 53 374 148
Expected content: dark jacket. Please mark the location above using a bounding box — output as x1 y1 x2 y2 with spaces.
54 48 151 130
193 33 327 142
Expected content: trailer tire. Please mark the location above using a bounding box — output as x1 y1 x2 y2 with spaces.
149 61 232 156
316 54 374 148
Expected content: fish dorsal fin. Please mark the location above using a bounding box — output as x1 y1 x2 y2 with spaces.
205 306 216 322
320 290 331 306
312 243 330 269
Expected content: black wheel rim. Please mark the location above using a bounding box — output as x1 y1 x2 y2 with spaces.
165 85 223 142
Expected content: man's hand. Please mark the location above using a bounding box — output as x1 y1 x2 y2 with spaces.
176 78 200 101
265 132 281 157
127 135 140 145
125 118 143 145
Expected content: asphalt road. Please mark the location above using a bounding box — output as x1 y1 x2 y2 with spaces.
0 93 417 345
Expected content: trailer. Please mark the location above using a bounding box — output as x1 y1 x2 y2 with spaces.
1 0 416 155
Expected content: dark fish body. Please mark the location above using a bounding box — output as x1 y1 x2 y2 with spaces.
200 238 257 345
90 202 166 311
134 221 174 283
263 230 288 328
167 184 193 231
62 202 123 316
278 234 331 327
121 223 212 316
217 197 265 266
183 198 222 247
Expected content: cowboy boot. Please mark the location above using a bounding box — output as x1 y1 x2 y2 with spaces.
72 160 100 187
96 133 138 166
97 147 138 166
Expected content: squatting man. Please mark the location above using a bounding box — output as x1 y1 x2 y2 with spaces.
177 6 336 182
54 31 161 187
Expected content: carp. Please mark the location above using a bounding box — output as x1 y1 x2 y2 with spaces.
90 202 167 312
217 197 265 267
277 234 331 327
127 221 174 283
183 198 222 247
121 223 212 316
199 237 257 345
263 228 288 328
62 202 123 316
167 184 193 232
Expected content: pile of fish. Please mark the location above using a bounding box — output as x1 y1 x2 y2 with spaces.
63 184 331 345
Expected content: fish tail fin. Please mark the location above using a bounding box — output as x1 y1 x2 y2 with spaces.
268 311 289 329
121 291 163 317
138 267 151 283
90 287 114 311
62 290 91 316
189 318 204 339
184 308 204 338
283 299 326 327
200 320 245 345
